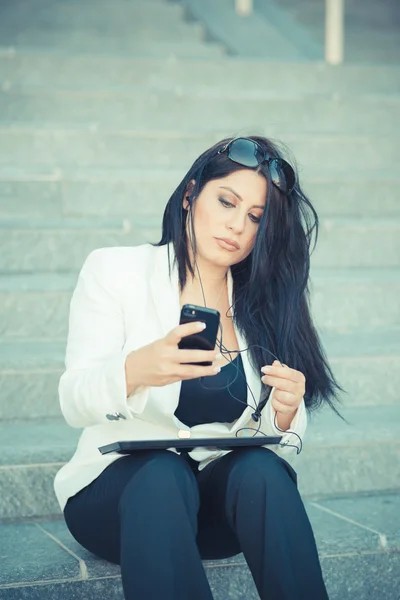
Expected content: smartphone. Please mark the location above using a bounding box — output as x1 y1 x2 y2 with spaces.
178 304 220 366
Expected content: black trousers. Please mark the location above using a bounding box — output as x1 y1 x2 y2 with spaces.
64 447 328 600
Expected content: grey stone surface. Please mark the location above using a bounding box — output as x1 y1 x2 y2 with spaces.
0 418 79 466
176 0 308 60
310 217 400 268
0 22 205 46
2 88 400 134
309 268 400 333
268 0 400 64
305 503 381 555
0 495 399 598
1 553 398 600
0 224 156 272
206 564 259 599
5 1 202 37
1 128 400 172
321 552 400 600
0 339 65 369
1 49 400 94
0 371 63 420
315 492 400 548
0 37 225 59
0 461 63 519
0 521 80 585
39 519 122 579
0 579 125 600
0 289 70 339
0 179 62 218
253 0 323 59
0 0 224 58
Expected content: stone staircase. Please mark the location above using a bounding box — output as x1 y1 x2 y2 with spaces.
264 0 400 63
0 0 399 598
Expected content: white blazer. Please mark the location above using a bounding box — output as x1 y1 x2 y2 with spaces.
54 242 307 511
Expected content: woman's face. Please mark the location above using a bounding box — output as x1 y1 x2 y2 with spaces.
184 169 267 267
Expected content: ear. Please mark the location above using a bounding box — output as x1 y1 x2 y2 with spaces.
182 179 196 210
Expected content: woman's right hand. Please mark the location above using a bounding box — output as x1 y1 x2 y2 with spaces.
125 321 222 391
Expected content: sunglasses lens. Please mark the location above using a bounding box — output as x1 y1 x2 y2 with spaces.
228 138 264 167
269 159 296 194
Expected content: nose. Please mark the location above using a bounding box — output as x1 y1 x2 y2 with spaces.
226 208 246 234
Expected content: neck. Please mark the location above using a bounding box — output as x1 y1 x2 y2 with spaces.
187 251 228 295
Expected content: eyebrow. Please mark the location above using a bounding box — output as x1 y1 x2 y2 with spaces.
219 186 265 209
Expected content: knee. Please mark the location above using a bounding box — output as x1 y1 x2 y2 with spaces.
119 451 199 509
228 448 297 492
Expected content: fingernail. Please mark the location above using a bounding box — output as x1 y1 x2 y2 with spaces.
213 366 221 373
197 322 206 329
261 366 271 373
215 353 222 360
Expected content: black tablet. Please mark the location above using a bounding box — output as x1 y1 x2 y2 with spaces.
98 435 282 455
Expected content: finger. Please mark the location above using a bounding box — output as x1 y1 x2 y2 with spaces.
261 364 304 384
272 397 297 415
272 389 298 407
177 349 220 364
167 321 206 344
178 363 221 380
261 374 296 393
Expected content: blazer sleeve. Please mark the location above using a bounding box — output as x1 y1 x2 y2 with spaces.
58 248 150 428
261 387 307 458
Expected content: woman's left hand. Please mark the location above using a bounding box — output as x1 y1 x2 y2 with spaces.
261 360 306 415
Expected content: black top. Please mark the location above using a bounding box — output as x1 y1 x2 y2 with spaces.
174 353 247 427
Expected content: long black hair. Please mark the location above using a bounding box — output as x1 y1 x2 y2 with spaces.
153 135 346 416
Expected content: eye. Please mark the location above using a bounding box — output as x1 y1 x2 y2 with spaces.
218 197 234 208
218 197 261 224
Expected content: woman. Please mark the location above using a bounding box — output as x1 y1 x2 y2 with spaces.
55 136 343 600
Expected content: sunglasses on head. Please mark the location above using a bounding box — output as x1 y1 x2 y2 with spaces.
217 137 296 195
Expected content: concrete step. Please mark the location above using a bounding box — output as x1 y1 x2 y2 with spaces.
176 0 310 61
1 0 188 24
0 269 399 341
0 38 225 59
1 87 400 134
3 0 197 31
0 404 399 520
1 49 400 94
0 215 399 271
0 492 399 599
0 0 223 58
0 24 207 47
0 332 399 420
0 0 206 40
262 0 400 63
0 12 205 42
0 217 150 272
1 167 399 219
1 127 400 174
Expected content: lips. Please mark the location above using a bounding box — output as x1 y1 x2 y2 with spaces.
215 237 240 251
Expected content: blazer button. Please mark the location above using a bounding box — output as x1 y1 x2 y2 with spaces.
106 412 126 421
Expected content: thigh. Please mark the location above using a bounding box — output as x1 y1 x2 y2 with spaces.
195 447 297 560
64 450 196 564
